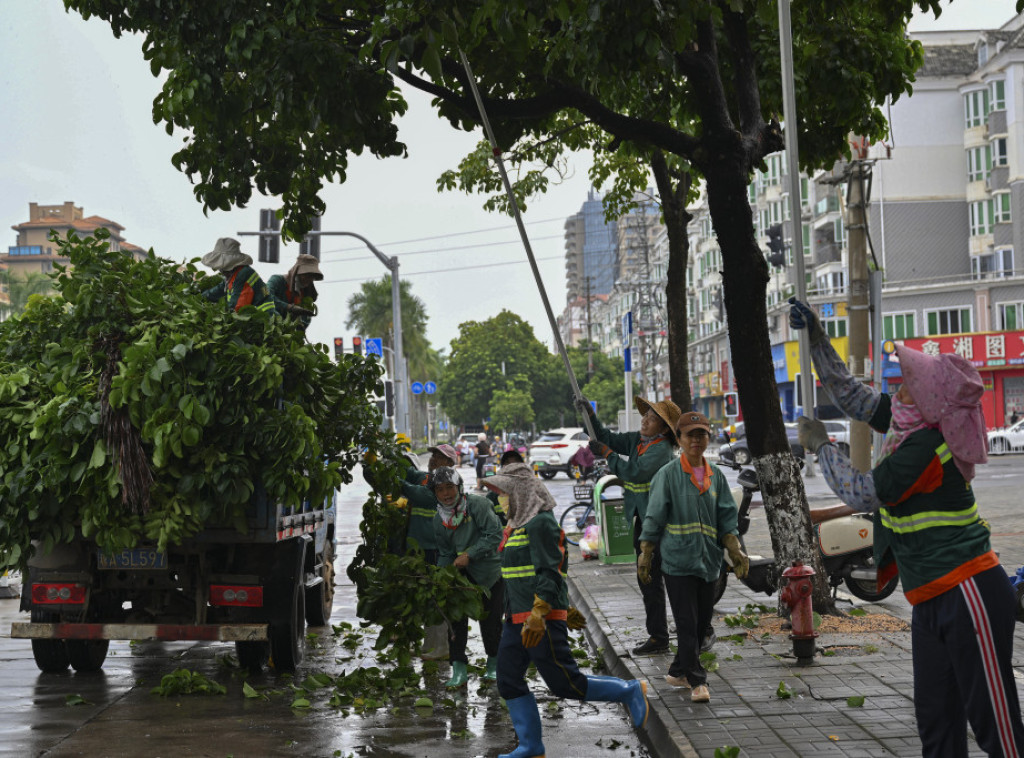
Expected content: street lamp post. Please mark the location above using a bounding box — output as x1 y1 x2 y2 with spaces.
238 228 409 436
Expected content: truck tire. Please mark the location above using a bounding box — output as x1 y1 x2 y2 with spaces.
67 640 109 673
270 578 305 672
236 641 270 673
305 539 335 627
30 611 69 673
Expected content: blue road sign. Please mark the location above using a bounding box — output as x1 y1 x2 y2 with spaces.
411 381 424 395
623 346 632 372
364 337 383 357
424 381 437 395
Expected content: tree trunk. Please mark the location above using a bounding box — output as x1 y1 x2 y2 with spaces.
703 156 836 613
651 152 693 411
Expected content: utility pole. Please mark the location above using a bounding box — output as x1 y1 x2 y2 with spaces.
846 158 872 471
585 277 594 381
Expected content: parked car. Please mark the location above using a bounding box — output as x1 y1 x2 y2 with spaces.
820 419 851 456
528 427 589 479
718 424 806 468
988 418 1024 455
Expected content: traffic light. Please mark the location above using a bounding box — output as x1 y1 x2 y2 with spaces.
766 223 785 267
333 337 344 360
299 214 322 260
258 208 280 264
351 336 362 355
384 380 395 417
725 392 739 417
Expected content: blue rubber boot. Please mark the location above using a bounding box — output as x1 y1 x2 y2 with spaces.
483 656 498 681
445 661 468 689
585 675 650 728
498 694 545 758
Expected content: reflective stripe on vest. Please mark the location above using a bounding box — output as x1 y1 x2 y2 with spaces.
257 301 276 312
624 481 651 494
665 522 717 539
878 442 980 534
505 532 529 548
502 565 534 579
411 507 435 519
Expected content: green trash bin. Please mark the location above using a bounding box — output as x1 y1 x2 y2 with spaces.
593 476 635 565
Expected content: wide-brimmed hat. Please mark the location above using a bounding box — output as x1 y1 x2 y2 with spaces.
677 411 712 438
290 254 324 281
635 396 682 435
201 238 252 272
896 344 987 480
427 444 459 464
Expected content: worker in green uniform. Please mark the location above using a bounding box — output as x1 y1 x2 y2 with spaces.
201 238 304 317
267 254 322 330
579 396 681 655
430 467 504 688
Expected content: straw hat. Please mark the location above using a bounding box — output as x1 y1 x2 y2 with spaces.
634 396 682 435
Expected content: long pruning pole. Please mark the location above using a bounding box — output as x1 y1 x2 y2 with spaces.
458 52 597 439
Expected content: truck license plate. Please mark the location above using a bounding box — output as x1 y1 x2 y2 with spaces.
97 549 167 570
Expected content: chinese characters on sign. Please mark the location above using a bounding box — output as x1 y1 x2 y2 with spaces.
899 330 1024 368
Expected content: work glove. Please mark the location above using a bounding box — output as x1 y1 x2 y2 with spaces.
567 606 586 631
797 416 831 453
521 595 551 648
721 533 749 579
788 298 827 345
588 439 613 459
575 396 597 419
286 303 314 317
637 541 655 585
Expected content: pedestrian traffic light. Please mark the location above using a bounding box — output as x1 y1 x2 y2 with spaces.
725 392 739 417
766 223 785 267
299 214 322 260
333 337 343 360
258 208 280 264
351 336 362 355
384 380 395 417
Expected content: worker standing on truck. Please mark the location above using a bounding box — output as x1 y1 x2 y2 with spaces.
430 467 504 688
578 396 682 656
201 238 308 319
267 254 322 330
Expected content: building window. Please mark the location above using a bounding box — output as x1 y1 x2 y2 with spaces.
765 154 783 186
967 145 992 182
833 216 846 247
970 199 995 236
802 222 811 254
926 308 971 335
883 312 916 340
994 193 1012 224
993 137 1008 167
964 89 989 128
800 176 809 206
823 319 847 338
748 182 757 204
998 302 1024 330
989 79 1006 111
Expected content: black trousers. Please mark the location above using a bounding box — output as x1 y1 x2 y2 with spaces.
449 577 504 664
495 619 588 701
913 566 1024 757
663 573 716 687
632 516 668 642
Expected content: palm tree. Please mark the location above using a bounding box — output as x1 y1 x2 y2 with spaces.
345 275 442 382
0 269 52 320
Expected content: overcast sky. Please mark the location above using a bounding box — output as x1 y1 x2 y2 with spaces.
0 1 1018 365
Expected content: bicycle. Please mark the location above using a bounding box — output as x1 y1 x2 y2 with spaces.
559 483 597 546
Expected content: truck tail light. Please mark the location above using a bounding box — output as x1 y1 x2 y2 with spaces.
209 585 264 608
31 583 86 605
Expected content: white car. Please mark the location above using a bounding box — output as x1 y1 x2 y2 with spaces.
528 427 589 479
820 419 851 456
988 419 1024 455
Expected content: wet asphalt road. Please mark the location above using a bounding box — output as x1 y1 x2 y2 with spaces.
0 464 651 758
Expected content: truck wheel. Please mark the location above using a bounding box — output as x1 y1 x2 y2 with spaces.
305 539 335 627
30 611 69 673
67 640 109 673
539 470 557 480
270 577 305 672
235 641 270 673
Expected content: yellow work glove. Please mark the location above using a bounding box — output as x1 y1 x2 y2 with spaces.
722 533 749 579
567 606 586 631
521 595 551 648
637 541 655 585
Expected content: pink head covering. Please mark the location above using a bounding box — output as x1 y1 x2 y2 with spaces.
895 345 987 480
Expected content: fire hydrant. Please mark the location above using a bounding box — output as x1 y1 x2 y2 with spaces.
780 560 817 662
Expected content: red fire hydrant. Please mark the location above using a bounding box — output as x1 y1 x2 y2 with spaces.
780 560 817 661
